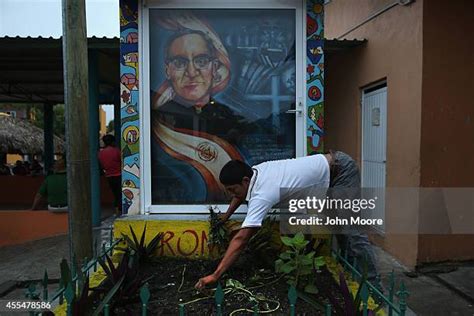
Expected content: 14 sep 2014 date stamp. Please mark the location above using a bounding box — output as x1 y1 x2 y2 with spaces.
0 300 52 312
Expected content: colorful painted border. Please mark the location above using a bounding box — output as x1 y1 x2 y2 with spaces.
120 0 140 215
306 0 325 155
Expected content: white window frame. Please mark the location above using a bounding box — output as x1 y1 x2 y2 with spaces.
139 0 307 215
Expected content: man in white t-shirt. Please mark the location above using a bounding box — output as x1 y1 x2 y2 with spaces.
195 153 333 290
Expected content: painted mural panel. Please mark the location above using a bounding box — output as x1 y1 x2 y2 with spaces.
149 10 297 204
118 0 325 211
306 0 324 154
120 0 140 215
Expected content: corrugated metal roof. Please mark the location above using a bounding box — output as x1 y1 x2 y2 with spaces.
0 36 119 104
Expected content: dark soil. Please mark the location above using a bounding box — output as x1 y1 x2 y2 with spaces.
113 257 346 316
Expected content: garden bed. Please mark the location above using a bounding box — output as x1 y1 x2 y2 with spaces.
114 256 346 315
51 220 389 315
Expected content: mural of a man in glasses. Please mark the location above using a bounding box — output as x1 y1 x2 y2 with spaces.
151 29 250 203
163 30 219 109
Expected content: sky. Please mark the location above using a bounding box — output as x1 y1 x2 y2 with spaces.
0 0 119 39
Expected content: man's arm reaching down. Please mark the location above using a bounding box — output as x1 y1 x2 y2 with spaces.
195 227 258 290
220 196 244 222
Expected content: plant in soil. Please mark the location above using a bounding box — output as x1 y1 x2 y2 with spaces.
112 256 347 315
325 262 378 316
208 206 230 255
58 259 96 316
208 209 280 269
275 232 326 294
119 224 164 263
242 214 280 269
93 250 151 311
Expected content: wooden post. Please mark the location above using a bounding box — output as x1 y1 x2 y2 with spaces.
62 0 93 262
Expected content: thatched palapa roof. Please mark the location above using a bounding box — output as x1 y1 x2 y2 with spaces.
0 114 64 154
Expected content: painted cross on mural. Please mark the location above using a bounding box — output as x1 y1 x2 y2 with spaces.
245 75 293 130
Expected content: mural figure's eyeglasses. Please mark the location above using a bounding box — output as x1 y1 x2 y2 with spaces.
167 55 214 71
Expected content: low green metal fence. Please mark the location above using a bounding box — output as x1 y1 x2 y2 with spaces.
331 248 410 316
26 231 409 315
24 229 120 315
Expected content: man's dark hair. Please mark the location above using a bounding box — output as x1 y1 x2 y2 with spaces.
102 134 115 146
219 160 253 185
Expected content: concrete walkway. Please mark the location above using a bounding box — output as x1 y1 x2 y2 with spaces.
0 214 116 297
374 245 474 316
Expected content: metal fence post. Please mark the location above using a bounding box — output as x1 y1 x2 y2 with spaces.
361 282 369 316
253 303 259 315
388 270 395 316
59 277 64 305
397 281 409 316
140 283 150 316
104 303 110 316
83 257 88 271
352 257 358 280
179 304 185 316
288 285 297 316
26 283 38 316
325 303 332 316
215 283 224 316
42 270 49 301
65 282 74 316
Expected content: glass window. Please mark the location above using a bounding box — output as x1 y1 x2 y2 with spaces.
149 9 296 204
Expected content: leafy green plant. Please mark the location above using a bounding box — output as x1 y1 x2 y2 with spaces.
120 224 164 263
94 250 151 306
59 259 96 316
208 206 229 254
243 215 279 268
315 259 377 316
275 232 325 294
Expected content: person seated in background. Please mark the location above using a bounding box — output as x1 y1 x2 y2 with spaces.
30 159 43 176
0 163 11 175
23 161 31 174
12 160 28 176
31 158 68 212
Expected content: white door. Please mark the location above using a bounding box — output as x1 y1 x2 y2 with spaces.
361 84 387 232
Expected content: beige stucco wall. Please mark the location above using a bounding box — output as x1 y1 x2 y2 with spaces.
417 0 474 263
324 0 424 267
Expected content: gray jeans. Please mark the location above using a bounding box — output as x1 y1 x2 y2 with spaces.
329 151 379 282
